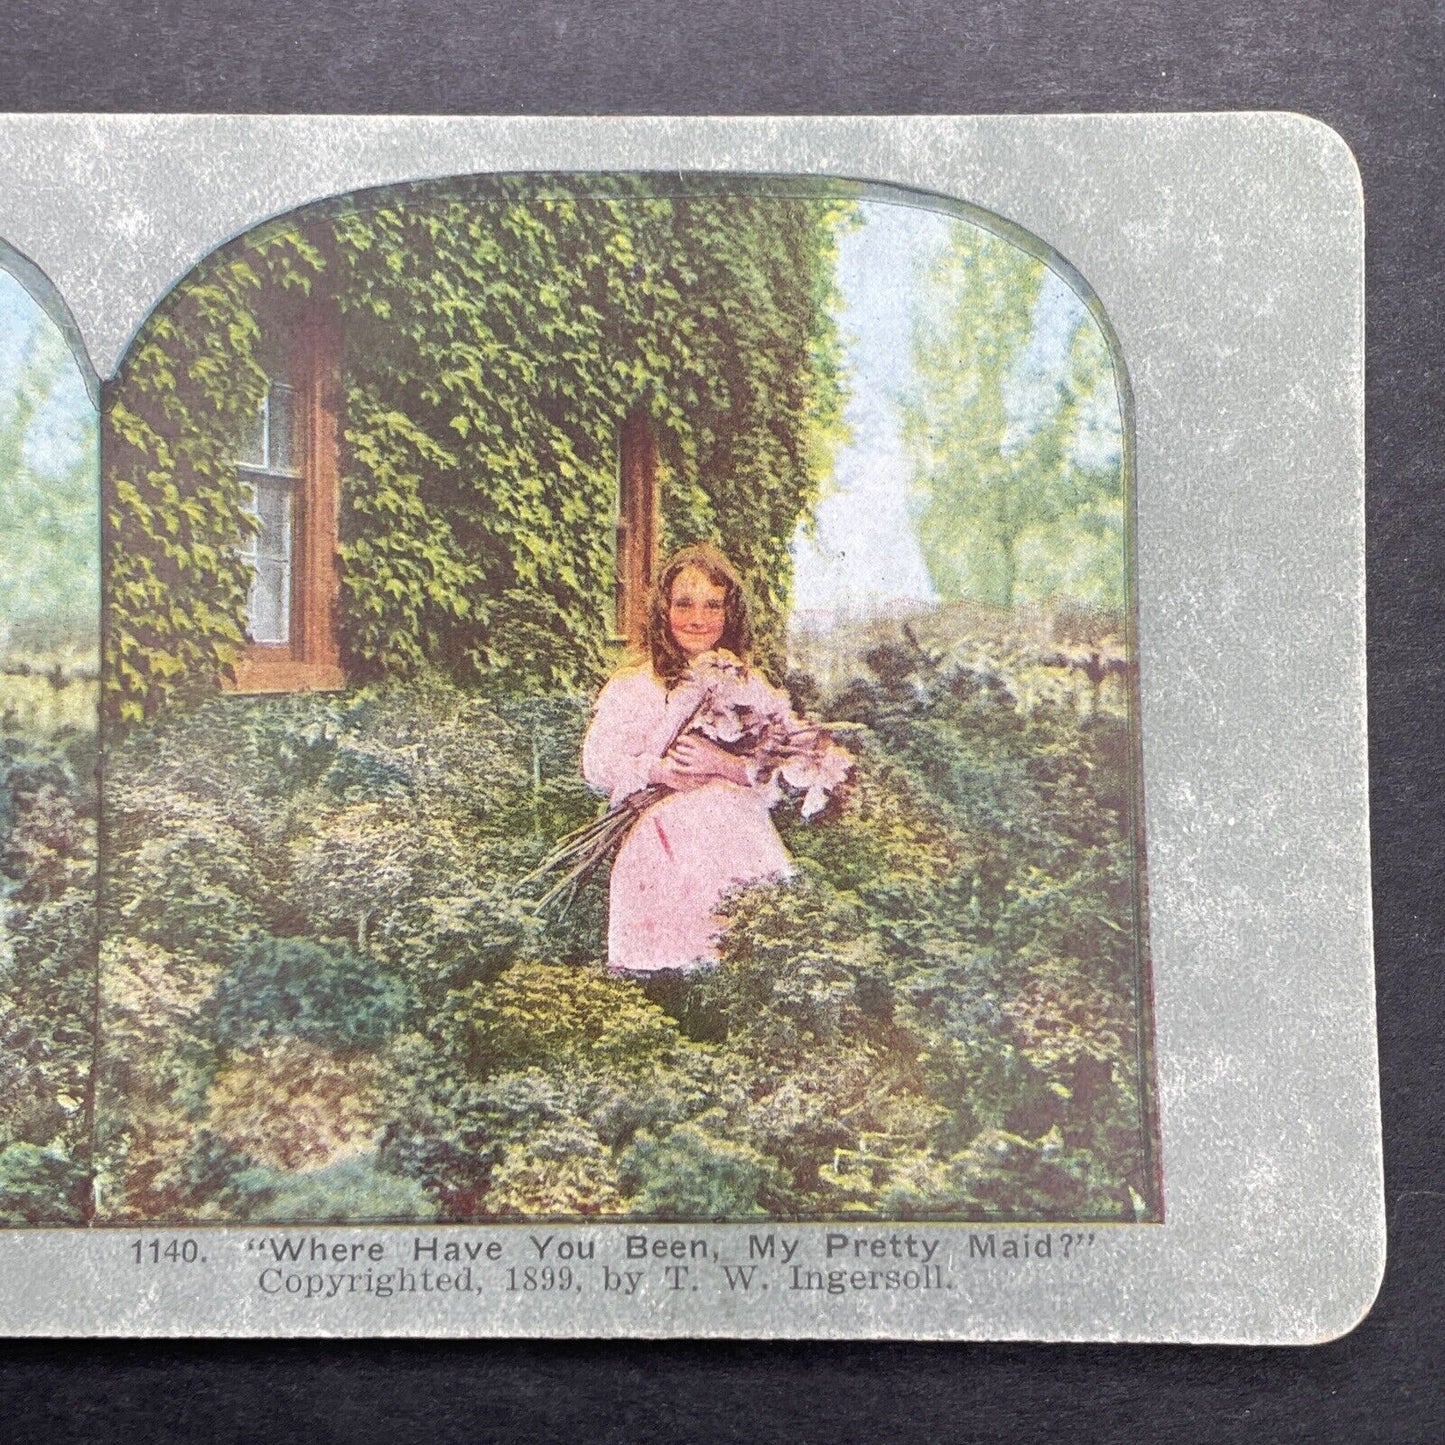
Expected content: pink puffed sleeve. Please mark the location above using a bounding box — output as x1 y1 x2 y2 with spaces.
582 669 691 806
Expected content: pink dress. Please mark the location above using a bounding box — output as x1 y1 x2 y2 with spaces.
581 665 794 973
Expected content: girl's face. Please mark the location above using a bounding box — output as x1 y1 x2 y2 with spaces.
668 566 728 659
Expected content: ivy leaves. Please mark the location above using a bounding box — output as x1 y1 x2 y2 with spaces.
104 179 852 718
105 240 312 721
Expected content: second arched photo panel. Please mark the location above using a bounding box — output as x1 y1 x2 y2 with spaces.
95 171 1155 1228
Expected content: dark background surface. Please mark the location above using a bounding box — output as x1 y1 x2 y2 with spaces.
0 2 1440 1440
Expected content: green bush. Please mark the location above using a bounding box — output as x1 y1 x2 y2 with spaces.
209 936 409 1051
94 637 1154 1224
229 1155 437 1223
621 1124 767 1218
0 1143 89 1224
487 1121 625 1216
0 725 97 1194
103 788 271 965
939 1127 1130 1219
442 961 686 1079
0 1008 74 1149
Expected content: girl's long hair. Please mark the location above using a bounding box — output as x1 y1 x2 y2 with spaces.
647 543 754 685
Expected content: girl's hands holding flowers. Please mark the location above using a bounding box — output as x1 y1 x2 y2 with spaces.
651 734 752 790
647 649 856 799
526 643 857 917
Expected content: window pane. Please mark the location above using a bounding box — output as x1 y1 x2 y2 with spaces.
244 475 293 643
248 558 290 644
253 476 293 559
239 394 267 469
268 382 299 475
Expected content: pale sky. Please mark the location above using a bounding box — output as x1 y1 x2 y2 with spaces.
790 199 947 623
0 269 94 476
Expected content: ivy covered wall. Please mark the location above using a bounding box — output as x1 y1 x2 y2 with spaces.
103 176 851 722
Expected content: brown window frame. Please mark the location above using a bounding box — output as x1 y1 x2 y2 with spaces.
228 300 345 694
614 410 659 649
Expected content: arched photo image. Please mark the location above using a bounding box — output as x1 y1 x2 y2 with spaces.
84 174 1158 1225
0 262 99 1226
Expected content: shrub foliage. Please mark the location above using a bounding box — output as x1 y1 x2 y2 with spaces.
0 725 98 1224
95 630 1155 1223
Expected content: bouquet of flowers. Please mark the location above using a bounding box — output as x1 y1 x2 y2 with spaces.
521 650 857 917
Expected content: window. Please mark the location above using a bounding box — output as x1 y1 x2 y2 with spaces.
228 303 345 693
614 410 659 647
239 377 299 645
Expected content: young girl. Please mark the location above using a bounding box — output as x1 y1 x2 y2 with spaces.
581 543 795 975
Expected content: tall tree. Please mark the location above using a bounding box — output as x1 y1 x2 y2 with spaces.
0 308 98 650
901 223 1124 614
